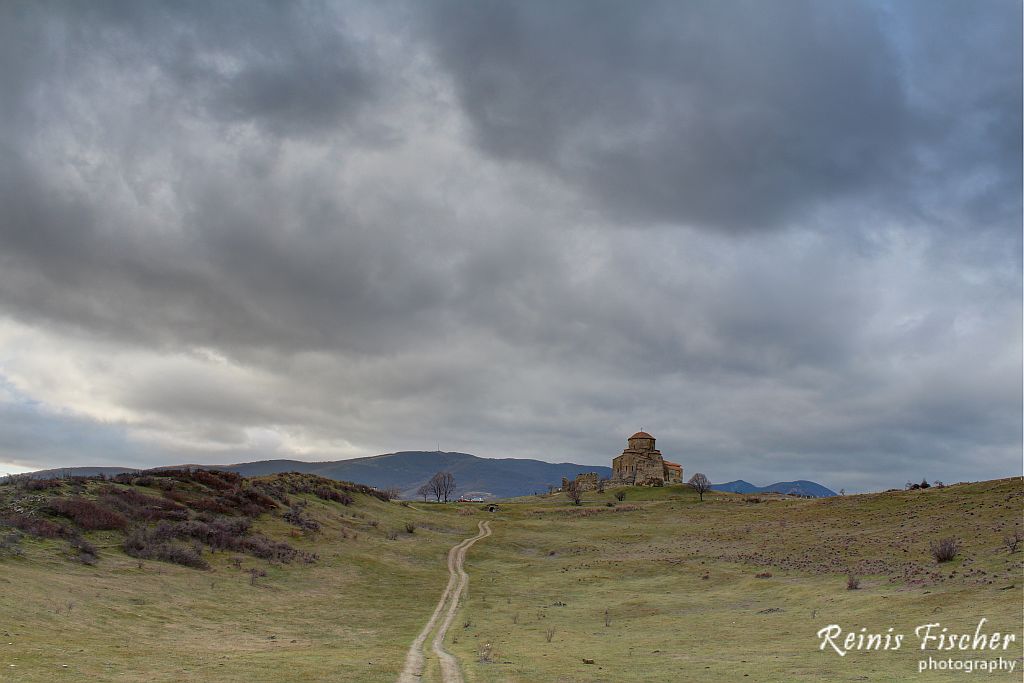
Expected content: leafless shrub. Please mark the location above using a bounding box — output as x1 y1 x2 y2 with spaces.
613 490 625 502
847 574 860 590
124 527 209 569
68 536 98 565
1003 530 1022 553
566 479 583 506
386 530 398 540
283 502 320 532
604 608 611 626
248 567 266 585
930 537 960 563
544 627 555 643
405 522 416 534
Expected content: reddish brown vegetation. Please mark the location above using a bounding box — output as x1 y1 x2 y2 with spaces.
1 468 358 570
47 497 128 530
4 513 65 538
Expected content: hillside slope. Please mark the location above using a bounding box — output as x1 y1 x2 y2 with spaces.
0 469 481 682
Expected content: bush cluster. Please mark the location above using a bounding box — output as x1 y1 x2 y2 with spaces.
283 502 321 532
99 486 189 522
2 468 338 570
2 513 65 538
68 535 98 565
313 486 353 505
47 497 128 530
123 527 209 569
120 516 315 567
930 537 960 563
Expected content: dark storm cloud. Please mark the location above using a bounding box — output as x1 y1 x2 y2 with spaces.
418 0 1021 233
0 1 1018 492
0 0 377 136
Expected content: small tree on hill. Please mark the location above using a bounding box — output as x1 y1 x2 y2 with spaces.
566 479 583 506
427 471 456 503
688 473 711 501
417 484 430 502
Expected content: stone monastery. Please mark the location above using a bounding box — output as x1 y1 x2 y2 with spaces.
566 431 683 491
610 431 682 486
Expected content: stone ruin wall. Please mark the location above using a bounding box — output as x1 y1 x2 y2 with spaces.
634 456 665 486
573 472 599 492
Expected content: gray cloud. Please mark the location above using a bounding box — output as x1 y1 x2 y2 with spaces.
419 0 1020 233
0 1 1019 492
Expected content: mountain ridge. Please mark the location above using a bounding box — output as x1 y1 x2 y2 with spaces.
712 479 837 497
22 452 614 499
20 453 836 498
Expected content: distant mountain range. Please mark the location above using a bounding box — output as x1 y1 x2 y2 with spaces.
711 479 837 497
25 452 613 500
23 452 834 499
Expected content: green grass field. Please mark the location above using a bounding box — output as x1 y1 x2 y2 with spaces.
1 476 1021 682
451 479 1023 682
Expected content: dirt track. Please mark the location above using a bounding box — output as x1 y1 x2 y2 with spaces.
397 520 492 683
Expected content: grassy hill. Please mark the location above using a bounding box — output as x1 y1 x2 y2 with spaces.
0 470 481 682
0 473 1020 681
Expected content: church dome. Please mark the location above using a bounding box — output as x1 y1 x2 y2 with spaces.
630 431 653 439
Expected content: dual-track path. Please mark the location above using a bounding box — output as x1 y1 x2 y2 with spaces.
397 520 492 683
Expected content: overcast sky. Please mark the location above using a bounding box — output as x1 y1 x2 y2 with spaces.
0 1 1020 491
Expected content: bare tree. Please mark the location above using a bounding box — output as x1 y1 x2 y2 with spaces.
596 477 607 493
688 473 711 501
566 479 583 506
416 484 430 502
427 471 456 503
